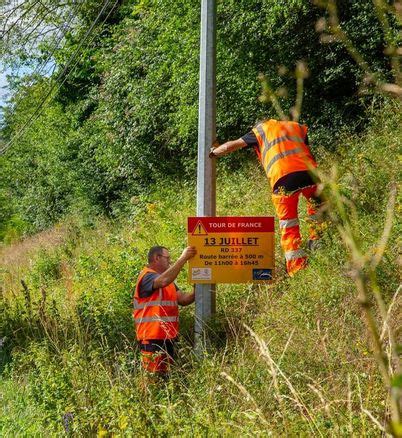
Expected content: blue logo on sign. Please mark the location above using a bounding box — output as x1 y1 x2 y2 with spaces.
253 269 272 280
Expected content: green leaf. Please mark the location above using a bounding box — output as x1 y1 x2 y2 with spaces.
391 374 402 388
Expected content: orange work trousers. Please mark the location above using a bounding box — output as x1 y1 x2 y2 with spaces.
141 350 172 374
271 185 323 276
139 339 175 374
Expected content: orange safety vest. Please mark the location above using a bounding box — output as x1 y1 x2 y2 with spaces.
133 267 179 341
252 119 317 189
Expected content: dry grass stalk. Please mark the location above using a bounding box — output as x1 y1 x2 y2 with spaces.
307 383 331 417
0 224 67 271
321 171 401 434
316 319 330 362
258 61 308 123
258 73 287 121
354 373 369 434
291 61 309 122
314 0 402 99
243 324 322 436
362 408 388 435
345 374 352 434
220 371 272 431
277 327 295 367
381 285 401 342
372 0 401 86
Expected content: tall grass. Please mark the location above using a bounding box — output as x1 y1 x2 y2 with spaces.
0 102 400 435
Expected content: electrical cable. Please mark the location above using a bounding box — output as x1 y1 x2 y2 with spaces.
10 1 87 83
0 0 116 154
18 1 83 66
0 1 82 122
1 0 119 155
33 0 84 79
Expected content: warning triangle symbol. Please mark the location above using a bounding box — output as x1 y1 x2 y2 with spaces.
192 220 208 235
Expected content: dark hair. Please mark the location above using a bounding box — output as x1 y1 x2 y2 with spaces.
147 246 168 263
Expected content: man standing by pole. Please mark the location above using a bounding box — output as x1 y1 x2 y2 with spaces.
210 119 324 277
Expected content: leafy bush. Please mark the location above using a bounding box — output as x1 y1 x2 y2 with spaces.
1 1 397 233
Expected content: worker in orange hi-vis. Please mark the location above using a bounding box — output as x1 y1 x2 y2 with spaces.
133 245 196 375
210 119 325 277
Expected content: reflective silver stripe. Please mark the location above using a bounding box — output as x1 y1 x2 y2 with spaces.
267 135 305 150
279 218 299 228
256 126 303 159
134 300 177 310
135 316 178 323
255 124 305 168
255 124 270 165
308 213 321 222
265 147 302 175
285 249 307 261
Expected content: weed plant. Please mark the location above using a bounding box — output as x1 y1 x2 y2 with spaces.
0 102 400 435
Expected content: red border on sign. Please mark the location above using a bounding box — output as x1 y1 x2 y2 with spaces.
188 216 274 233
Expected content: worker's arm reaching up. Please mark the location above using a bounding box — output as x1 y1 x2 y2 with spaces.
152 246 196 289
209 138 247 157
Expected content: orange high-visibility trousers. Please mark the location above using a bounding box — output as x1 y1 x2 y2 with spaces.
141 350 172 373
271 185 323 276
139 339 175 374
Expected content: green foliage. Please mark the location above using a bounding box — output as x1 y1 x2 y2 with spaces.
1 0 400 431
0 104 400 435
0 214 28 243
29 250 63 288
1 0 397 234
1 80 79 231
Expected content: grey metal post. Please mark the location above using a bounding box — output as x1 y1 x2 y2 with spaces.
195 0 216 354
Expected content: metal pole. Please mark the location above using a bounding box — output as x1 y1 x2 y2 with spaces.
195 0 216 354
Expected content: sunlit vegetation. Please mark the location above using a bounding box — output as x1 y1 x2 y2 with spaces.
0 0 401 435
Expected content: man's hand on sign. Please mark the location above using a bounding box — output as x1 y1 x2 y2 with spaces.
180 246 197 261
153 246 197 289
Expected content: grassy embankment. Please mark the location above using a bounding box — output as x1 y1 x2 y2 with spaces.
0 103 400 436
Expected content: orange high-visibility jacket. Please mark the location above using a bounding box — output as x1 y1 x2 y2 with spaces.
252 119 317 189
133 267 179 341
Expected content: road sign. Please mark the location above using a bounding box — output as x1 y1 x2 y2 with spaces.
188 216 275 284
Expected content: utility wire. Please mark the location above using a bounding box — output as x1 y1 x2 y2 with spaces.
33 0 85 79
1 1 39 40
0 0 116 154
0 1 80 122
1 0 119 155
17 1 84 66
1 0 75 42
1 1 81 80
12 0 86 84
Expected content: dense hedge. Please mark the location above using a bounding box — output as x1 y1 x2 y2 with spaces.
0 0 396 236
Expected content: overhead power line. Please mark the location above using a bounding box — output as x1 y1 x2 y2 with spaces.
2 0 73 58
0 0 119 156
33 0 86 79
8 1 87 85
